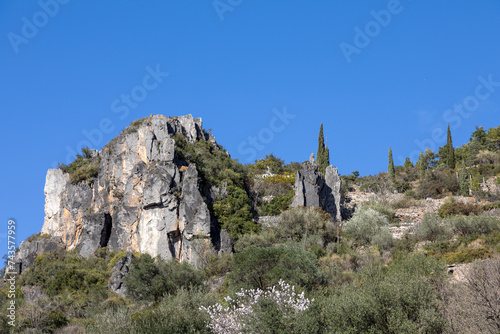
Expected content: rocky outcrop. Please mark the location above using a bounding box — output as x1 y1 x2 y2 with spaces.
13 236 64 274
292 162 342 222
40 115 218 264
108 252 135 297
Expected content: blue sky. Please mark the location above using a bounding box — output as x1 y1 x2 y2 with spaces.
1 0 500 246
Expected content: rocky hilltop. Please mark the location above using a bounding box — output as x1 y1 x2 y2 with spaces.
41 115 218 264
14 114 345 273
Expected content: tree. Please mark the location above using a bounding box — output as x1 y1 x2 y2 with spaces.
460 160 469 196
213 186 260 242
388 147 395 182
418 152 426 181
316 123 330 175
229 245 323 290
446 124 455 169
404 157 413 168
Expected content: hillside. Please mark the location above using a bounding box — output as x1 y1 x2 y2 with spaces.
1 116 500 333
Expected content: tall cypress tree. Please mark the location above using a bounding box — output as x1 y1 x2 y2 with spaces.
446 124 455 169
418 151 426 181
388 147 395 181
460 160 469 196
317 123 329 175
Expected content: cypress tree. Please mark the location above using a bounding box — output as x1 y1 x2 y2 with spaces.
317 123 329 175
388 147 395 181
460 160 469 196
418 152 426 181
446 124 455 169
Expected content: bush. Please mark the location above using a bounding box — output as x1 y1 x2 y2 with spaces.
58 147 101 185
212 186 260 242
229 244 324 290
130 288 215 334
443 246 492 264
450 214 500 236
273 207 335 248
86 307 132 334
343 208 392 246
21 250 110 299
321 254 446 333
370 229 394 250
359 199 396 223
415 214 452 241
416 170 459 199
438 201 480 217
259 190 294 216
125 255 205 302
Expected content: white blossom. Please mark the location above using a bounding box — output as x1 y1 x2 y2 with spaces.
200 280 313 333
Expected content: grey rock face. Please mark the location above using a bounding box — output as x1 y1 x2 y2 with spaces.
325 166 342 222
108 252 135 297
292 162 342 222
40 115 219 265
13 236 64 274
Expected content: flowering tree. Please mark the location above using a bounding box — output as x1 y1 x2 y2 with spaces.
200 280 313 334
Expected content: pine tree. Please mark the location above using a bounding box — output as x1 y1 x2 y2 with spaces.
446 124 455 169
418 151 426 181
388 147 395 181
460 160 469 196
317 123 329 175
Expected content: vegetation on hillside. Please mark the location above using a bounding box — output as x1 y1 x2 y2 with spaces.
19 121 499 333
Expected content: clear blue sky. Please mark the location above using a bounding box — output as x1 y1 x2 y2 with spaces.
1 1 500 246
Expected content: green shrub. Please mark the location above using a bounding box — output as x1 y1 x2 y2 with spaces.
438 201 480 217
22 250 110 298
344 208 392 246
370 228 394 250
416 170 459 199
321 254 446 333
273 207 335 248
480 201 500 212
450 214 500 236
212 185 260 242
443 246 492 264
415 214 452 241
391 197 420 209
125 255 205 302
359 199 396 223
86 307 132 334
229 244 324 290
130 288 215 334
204 252 232 277
484 230 500 251
59 147 101 185
259 189 294 216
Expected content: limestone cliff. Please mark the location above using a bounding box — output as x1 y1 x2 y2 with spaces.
41 115 218 263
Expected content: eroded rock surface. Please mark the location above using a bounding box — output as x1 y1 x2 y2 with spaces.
292 162 342 221
40 115 217 264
